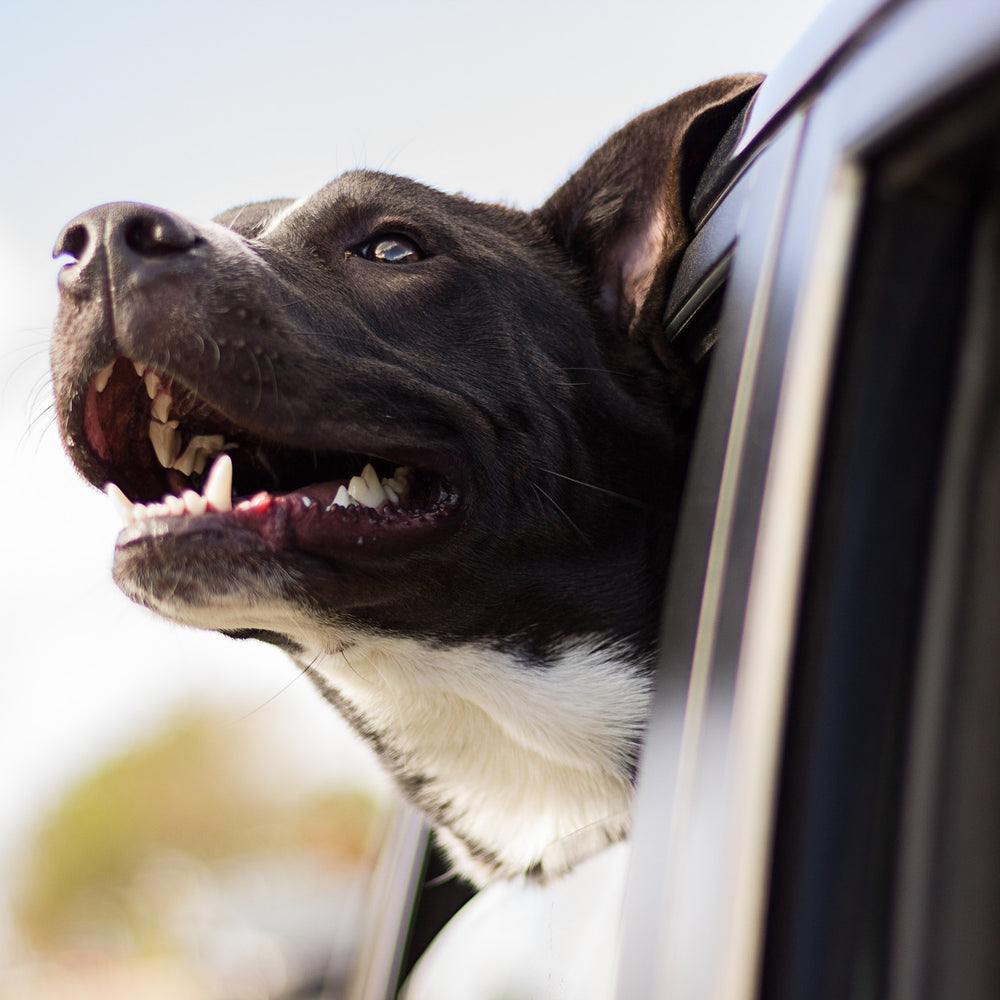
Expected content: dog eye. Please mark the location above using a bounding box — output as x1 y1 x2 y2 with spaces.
356 235 424 263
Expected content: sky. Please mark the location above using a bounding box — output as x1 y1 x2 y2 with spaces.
0 0 831 950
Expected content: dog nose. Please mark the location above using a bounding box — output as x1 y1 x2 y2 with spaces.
54 203 201 297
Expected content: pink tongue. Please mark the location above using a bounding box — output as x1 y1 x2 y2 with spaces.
83 383 111 461
296 481 346 506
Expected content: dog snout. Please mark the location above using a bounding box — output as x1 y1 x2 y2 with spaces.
53 202 201 298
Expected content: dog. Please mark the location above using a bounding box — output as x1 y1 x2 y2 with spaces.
50 75 762 886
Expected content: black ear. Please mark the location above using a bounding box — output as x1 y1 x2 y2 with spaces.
213 198 296 238
536 75 763 341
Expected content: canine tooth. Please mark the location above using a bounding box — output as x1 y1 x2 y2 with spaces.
151 391 171 423
104 482 134 525
164 494 186 516
182 490 208 516
202 453 233 512
144 370 161 399
331 484 356 509
94 361 116 393
133 360 147 377
149 419 181 468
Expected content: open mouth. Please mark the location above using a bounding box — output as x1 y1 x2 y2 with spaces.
80 357 461 557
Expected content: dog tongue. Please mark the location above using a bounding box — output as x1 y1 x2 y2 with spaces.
296 482 344 506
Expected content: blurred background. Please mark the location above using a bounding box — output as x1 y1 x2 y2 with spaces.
1 1 828 996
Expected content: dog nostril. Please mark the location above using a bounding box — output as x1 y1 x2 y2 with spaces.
123 213 200 257
53 222 91 263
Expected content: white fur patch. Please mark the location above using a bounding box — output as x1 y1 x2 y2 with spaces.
302 635 652 883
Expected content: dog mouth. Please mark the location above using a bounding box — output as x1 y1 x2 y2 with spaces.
78 357 461 558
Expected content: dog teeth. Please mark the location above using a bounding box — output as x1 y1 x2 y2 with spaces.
182 489 208 516
105 449 413 530
149 418 181 468
328 465 412 511
104 453 233 526
144 370 162 400
94 361 116 393
150 390 172 423
202 453 233 512
170 434 226 477
171 448 198 477
347 463 388 508
104 482 135 525
381 469 411 501
331 484 358 509
163 494 186 516
133 360 147 378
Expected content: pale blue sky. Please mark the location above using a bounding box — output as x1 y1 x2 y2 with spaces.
0 0 829 956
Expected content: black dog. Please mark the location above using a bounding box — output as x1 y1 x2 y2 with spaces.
50 75 761 885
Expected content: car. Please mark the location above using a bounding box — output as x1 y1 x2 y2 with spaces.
343 0 1000 995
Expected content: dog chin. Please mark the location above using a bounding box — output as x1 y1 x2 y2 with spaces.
111 520 309 634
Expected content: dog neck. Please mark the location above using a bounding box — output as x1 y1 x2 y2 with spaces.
299 634 653 883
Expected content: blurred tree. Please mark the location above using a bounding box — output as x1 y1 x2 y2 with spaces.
14 707 380 956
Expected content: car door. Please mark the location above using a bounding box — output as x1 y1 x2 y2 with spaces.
619 0 1000 997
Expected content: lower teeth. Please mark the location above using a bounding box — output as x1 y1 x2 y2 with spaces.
104 458 412 527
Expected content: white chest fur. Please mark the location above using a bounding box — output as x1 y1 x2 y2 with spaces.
302 636 652 883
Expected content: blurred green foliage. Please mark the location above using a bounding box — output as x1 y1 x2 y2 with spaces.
14 708 380 952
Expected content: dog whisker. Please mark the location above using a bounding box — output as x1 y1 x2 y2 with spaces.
539 808 632 864
2 338 51 381
21 402 59 454
26 373 56 420
561 366 636 379
257 348 281 398
529 480 594 549
244 343 265 412
23 398 56 433
537 468 652 509
233 654 316 724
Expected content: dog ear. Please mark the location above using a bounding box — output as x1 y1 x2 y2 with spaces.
213 198 296 238
536 74 763 343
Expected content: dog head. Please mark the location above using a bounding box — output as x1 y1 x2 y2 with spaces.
51 75 759 659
